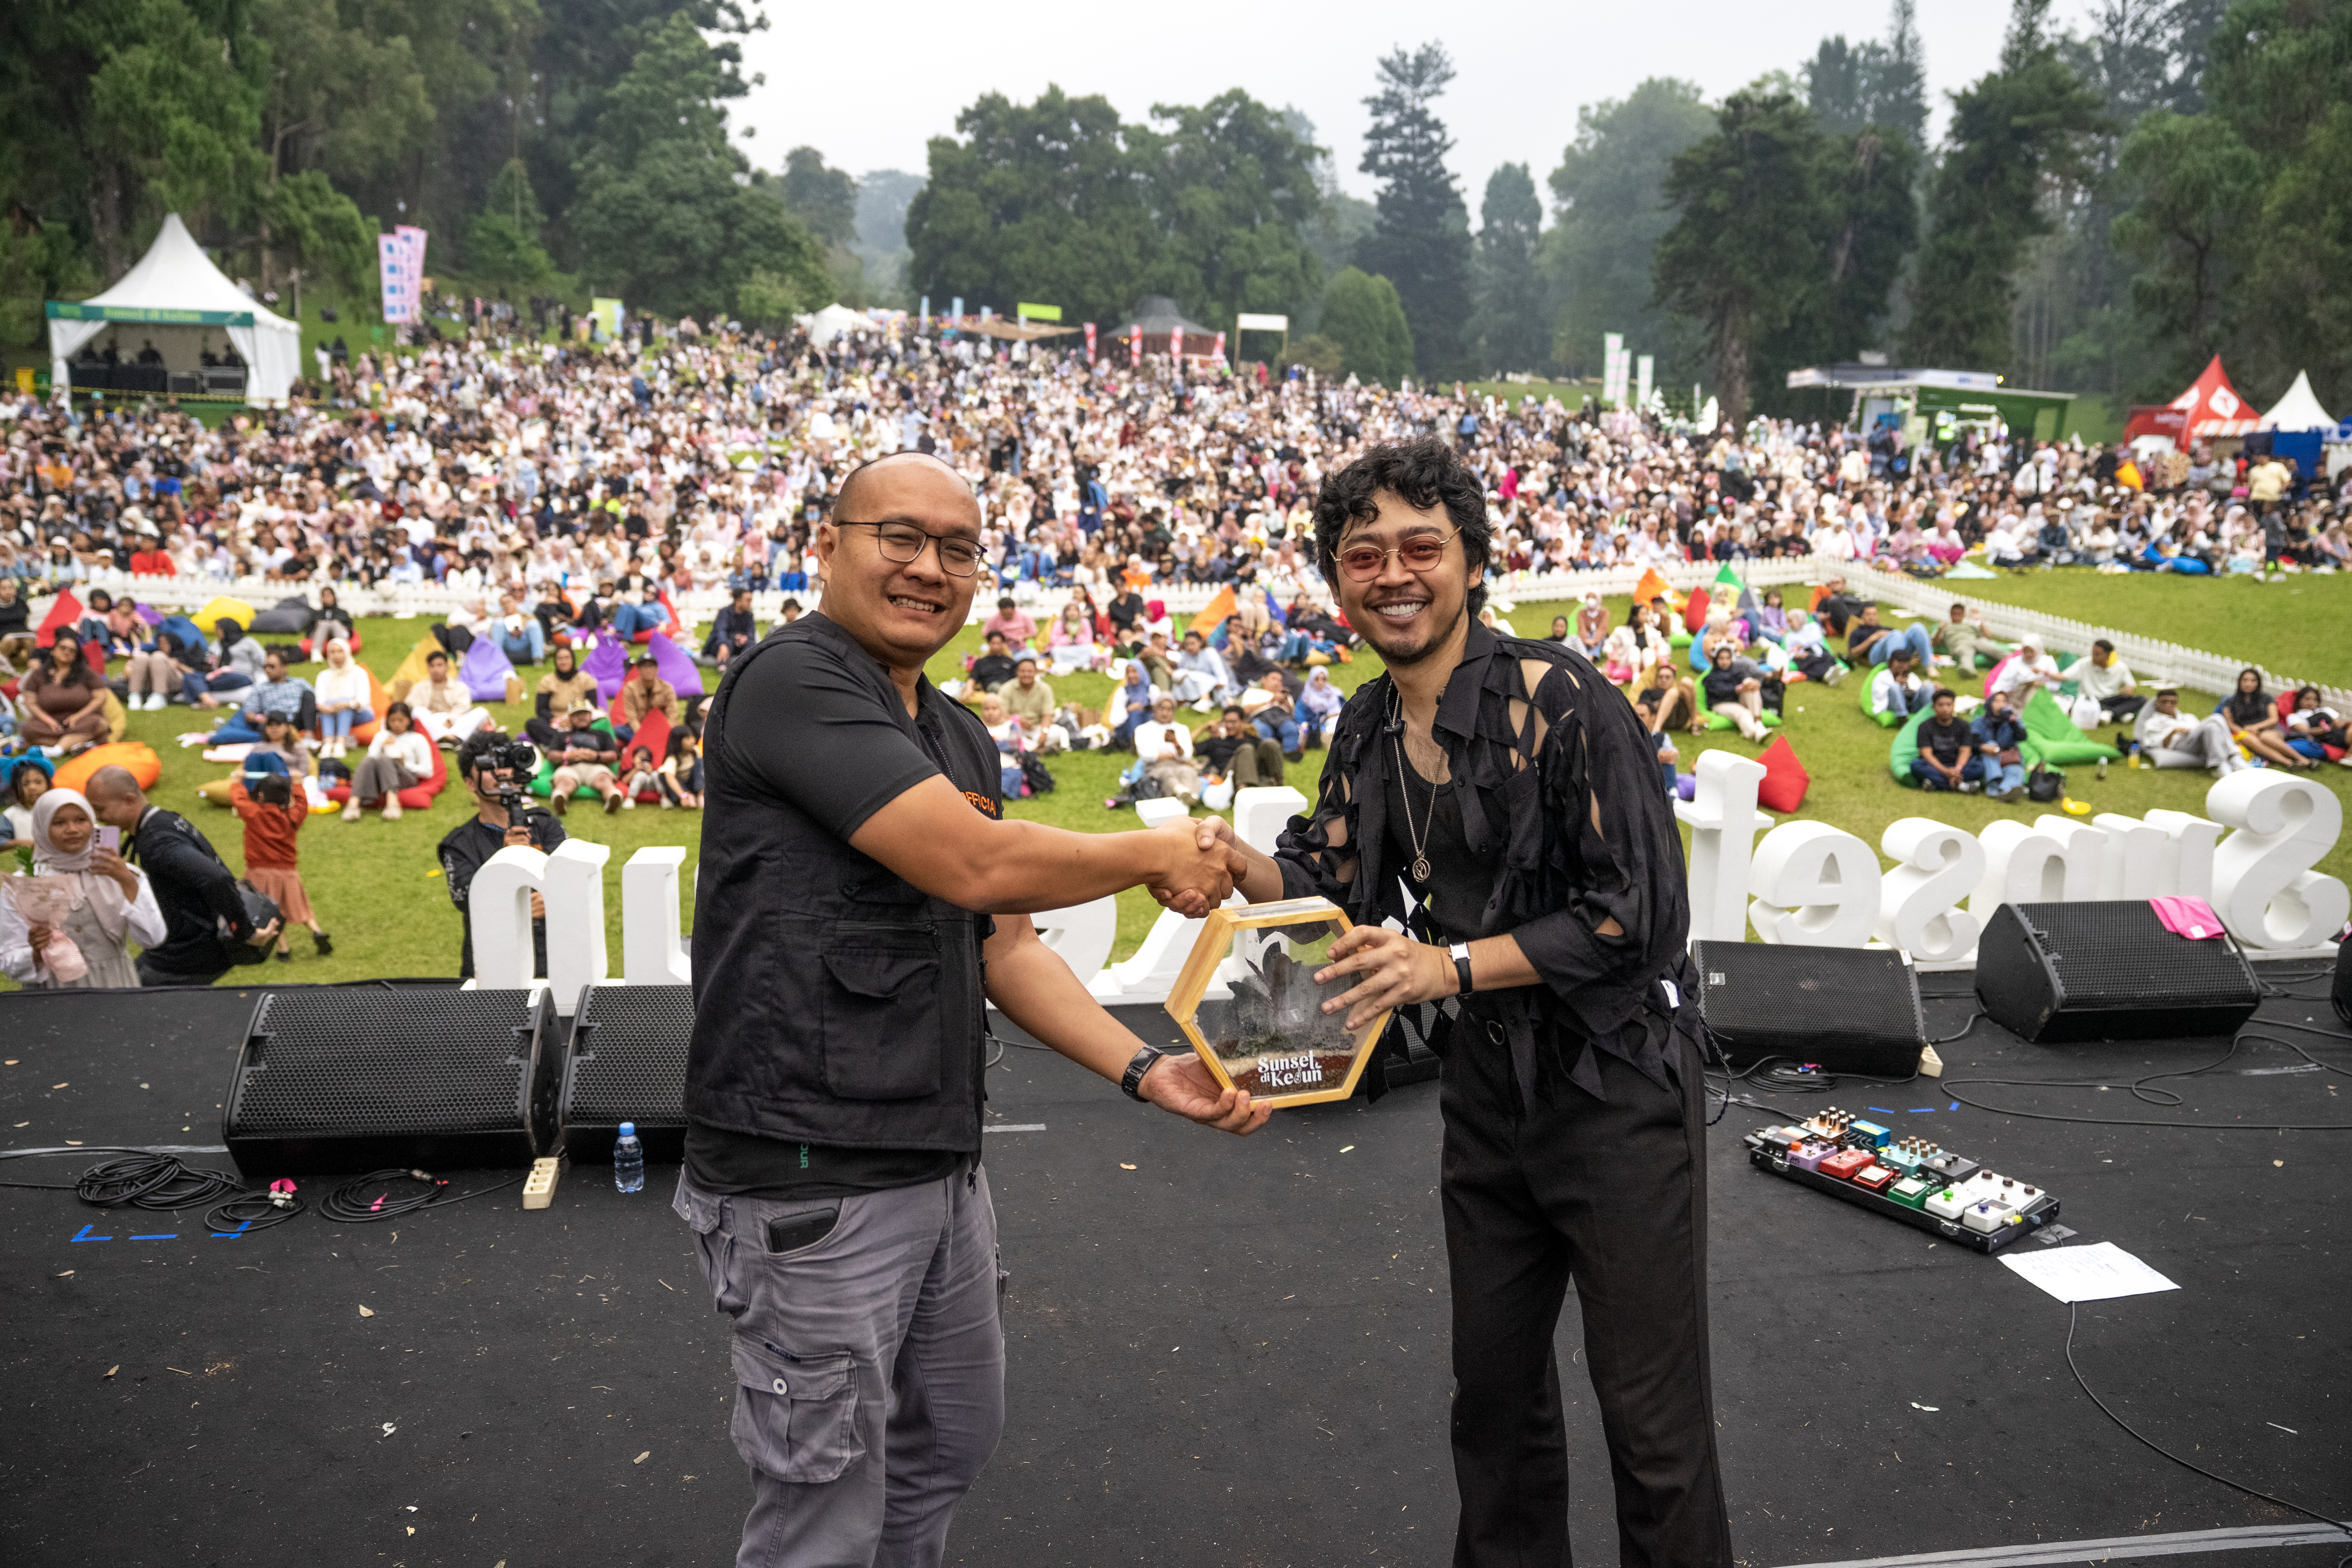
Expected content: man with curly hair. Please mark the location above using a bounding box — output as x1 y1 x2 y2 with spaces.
1193 436 1732 1568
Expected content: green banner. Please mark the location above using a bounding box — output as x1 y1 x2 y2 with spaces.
46 301 254 326
1015 302 1062 321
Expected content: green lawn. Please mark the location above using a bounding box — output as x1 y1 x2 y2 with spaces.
1937 566 2352 688
18 587 2348 990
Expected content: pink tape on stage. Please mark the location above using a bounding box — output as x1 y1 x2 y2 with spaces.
2149 895 2225 940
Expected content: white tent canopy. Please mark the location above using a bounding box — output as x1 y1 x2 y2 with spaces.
797 303 870 348
46 214 301 403
2258 369 2334 432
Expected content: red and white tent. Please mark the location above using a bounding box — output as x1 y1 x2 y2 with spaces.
2163 354 2259 448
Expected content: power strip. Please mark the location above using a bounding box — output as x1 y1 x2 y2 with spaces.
1742 1107 2060 1254
521 1157 561 1210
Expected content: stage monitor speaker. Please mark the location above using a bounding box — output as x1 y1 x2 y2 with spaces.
224 987 559 1176
1974 901 2261 1044
561 984 691 1163
1691 941 1925 1078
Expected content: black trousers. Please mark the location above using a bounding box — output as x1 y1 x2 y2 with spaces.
1441 1024 1731 1568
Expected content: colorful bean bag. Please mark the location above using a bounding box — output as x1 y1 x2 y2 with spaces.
1703 706 1782 732
1982 653 2016 698
348 667 395 746
1681 587 1711 634
194 595 254 631
1860 670 1919 727
459 636 524 704
2018 687 2119 767
325 734 450 811
387 632 443 701
1755 733 1811 813
53 740 162 795
531 719 625 799
1888 708 1929 786
583 635 630 703
35 588 83 646
646 631 704 699
299 628 362 658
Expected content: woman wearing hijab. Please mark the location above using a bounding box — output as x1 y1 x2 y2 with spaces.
0 788 167 988
178 617 266 708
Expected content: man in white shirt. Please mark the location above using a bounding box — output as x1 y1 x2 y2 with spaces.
1172 630 1236 710
1129 695 1201 806
2060 638 2142 722
2135 688 2243 775
1869 648 1929 721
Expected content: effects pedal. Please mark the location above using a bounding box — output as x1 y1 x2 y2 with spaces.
1741 1125 2060 1254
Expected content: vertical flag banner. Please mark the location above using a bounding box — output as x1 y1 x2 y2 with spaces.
1084 322 1097 364
949 297 963 338
1636 354 1654 408
1210 330 1226 365
1169 325 1184 363
377 236 414 324
1129 325 1142 368
1602 332 1626 407
920 295 930 330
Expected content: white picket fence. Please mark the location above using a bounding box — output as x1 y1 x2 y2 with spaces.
36 553 2344 708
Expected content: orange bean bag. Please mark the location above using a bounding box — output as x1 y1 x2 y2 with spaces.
326 733 450 811
348 667 396 747
54 740 163 795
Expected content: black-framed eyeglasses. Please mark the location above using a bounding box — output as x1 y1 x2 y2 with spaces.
835 519 982 577
1334 526 1461 583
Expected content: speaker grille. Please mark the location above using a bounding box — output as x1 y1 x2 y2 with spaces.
235 989 541 1134
1691 942 1924 1076
2014 902 2256 1009
567 985 692 1126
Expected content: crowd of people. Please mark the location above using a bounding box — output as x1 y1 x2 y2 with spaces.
1 314 2346 988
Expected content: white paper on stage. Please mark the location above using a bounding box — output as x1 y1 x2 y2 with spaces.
2000 1242 2180 1304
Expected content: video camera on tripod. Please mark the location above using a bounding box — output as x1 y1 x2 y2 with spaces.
471 736 543 816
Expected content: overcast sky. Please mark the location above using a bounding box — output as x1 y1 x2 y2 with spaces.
731 0 2098 207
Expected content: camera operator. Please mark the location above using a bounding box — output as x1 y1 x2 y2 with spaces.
437 730 564 980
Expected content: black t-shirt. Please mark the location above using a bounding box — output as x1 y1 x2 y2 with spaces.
1384 747 1493 945
683 633 984 1200
1918 713 1974 768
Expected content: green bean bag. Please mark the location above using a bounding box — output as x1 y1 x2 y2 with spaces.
1889 708 1929 786
2017 687 2119 767
1704 705 1784 731
1858 667 1917 727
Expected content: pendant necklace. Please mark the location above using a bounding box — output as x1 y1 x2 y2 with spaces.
1390 690 1438 886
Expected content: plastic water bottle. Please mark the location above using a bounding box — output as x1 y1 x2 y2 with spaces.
613 1122 644 1194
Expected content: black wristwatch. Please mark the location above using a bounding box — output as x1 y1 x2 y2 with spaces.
1449 941 1475 998
1121 1045 1168 1102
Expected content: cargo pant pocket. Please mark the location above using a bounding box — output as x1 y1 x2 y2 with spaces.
729 1336 864 1485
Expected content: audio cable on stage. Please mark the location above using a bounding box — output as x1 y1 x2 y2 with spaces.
314 1168 525 1224
2062 1302 2352 1567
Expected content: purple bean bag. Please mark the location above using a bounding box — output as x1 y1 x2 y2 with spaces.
646 632 704 698
460 636 519 702
583 634 630 702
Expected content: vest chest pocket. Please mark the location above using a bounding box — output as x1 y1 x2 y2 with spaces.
819 945 945 1100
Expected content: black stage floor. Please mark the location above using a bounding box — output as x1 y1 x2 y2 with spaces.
2 972 2347 1568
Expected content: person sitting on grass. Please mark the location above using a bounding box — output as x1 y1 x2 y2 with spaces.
1972 688 2031 801
345 701 432 821
18 629 110 753
1298 665 1345 748
1000 657 1059 749
659 730 705 807
1991 634 2061 704
534 642 599 731
409 648 491 747
209 645 314 746
2062 638 2144 725
1846 603 1935 670
230 770 329 961
546 701 626 813
1242 670 1305 760
1630 655 1704 737
2283 686 2352 766
312 639 372 758
616 654 677 745
1931 603 2011 671
2222 666 2311 768
1871 647 1930 722
1700 642 1769 741
1911 688 1985 793
967 629 1020 694
2135 687 2245 777
1122 693 1202 808
1196 704 1286 792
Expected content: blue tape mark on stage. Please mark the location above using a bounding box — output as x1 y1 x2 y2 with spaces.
1908 1107 1937 1113
129 1233 178 1240
1868 1106 1896 1113
213 1220 250 1238
70 1223 112 1242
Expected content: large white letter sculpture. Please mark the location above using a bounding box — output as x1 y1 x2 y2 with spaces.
1089 786 1307 1003
1677 750 1770 944
622 844 693 985
468 844 548 990
1749 821 1880 948
2207 771 2350 949
1876 819 1985 964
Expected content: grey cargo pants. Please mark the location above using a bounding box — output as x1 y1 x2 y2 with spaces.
675 1163 1005 1567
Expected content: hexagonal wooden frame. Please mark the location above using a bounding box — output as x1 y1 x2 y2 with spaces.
1162 896 1394 1109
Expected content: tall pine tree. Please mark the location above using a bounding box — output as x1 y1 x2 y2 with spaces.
1356 44 1472 379
1468 163 1547 373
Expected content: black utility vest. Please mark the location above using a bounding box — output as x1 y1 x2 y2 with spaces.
683 616 998 1151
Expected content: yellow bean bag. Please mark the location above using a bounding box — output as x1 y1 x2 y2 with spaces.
387 632 443 702
103 688 128 742
194 595 256 630
54 740 162 795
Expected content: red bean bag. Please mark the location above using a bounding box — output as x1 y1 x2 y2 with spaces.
54 740 163 795
1755 733 1811 814
327 733 448 810
1681 586 1710 635
299 629 362 657
617 709 672 800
